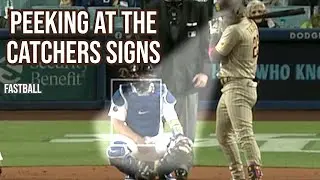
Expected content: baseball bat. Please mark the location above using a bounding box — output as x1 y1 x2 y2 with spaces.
249 8 306 19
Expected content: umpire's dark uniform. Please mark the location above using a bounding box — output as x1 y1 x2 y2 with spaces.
145 0 212 141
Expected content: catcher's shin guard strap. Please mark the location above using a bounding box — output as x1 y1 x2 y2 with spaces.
156 152 193 176
156 155 177 175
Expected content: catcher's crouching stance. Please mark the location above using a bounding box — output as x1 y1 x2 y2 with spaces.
106 65 193 180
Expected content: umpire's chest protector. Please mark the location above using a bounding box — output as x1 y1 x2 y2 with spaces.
124 86 161 137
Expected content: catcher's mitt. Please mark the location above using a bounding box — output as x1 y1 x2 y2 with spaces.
167 135 193 169
135 161 156 180
155 135 193 176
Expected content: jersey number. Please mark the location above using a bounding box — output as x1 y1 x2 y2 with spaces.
253 35 259 58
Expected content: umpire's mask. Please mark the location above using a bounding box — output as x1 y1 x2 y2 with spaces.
164 0 184 42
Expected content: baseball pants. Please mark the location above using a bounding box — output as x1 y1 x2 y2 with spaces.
216 79 261 180
175 92 198 142
107 133 172 162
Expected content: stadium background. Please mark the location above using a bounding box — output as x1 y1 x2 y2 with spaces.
0 0 319 179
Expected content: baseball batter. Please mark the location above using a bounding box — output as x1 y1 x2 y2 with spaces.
209 0 263 180
107 65 193 180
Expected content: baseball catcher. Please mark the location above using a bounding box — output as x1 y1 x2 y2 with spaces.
208 0 263 180
107 64 193 180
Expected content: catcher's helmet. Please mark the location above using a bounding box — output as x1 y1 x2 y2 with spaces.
128 64 156 78
128 64 158 93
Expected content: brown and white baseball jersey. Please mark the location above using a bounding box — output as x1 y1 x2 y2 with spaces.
215 17 259 79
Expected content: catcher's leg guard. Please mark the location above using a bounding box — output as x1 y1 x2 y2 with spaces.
156 135 193 179
107 141 138 177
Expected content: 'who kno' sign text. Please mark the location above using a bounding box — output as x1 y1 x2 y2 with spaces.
211 63 320 81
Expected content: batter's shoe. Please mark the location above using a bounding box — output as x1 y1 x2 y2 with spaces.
175 168 188 180
247 163 263 180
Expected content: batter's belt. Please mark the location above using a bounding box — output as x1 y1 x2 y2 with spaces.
219 77 259 86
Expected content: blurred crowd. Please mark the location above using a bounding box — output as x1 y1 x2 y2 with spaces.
0 0 319 28
60 0 141 8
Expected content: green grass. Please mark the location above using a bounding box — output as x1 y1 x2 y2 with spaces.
262 152 320 168
306 141 320 150
196 121 320 135
0 120 320 168
0 121 104 166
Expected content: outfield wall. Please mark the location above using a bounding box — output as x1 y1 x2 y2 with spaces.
0 29 320 110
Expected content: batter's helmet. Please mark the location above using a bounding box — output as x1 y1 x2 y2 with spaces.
215 0 246 24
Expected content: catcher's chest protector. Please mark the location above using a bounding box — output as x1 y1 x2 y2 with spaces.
123 84 162 137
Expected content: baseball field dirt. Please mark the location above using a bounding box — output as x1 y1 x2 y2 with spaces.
0 110 320 180
2 166 320 180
